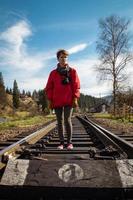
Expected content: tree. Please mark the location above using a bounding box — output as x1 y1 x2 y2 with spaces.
96 15 132 115
0 72 7 108
78 93 106 113
22 89 26 96
32 90 38 101
38 89 48 112
6 87 10 94
13 80 20 109
26 91 31 97
117 87 133 121
9 88 13 94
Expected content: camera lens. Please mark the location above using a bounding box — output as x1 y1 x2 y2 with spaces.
62 78 69 84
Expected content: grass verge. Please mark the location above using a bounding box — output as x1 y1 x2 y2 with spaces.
0 113 56 130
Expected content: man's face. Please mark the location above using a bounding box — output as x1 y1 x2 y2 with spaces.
58 53 68 66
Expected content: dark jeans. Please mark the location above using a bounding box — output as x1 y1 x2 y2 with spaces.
55 106 73 145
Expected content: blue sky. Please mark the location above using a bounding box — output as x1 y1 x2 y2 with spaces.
0 0 133 97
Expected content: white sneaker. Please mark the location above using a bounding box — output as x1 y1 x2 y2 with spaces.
67 143 73 150
57 144 64 150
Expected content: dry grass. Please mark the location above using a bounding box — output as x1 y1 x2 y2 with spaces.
93 117 133 135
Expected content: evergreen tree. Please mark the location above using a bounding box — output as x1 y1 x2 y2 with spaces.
79 93 107 112
9 88 13 94
22 89 25 96
32 90 38 101
13 80 20 109
27 91 31 97
0 72 4 87
0 72 7 107
38 89 48 112
6 87 10 94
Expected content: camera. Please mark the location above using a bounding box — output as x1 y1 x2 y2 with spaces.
62 77 71 85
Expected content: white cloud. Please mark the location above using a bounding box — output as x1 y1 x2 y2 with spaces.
68 43 88 54
0 20 31 46
18 77 46 91
70 58 113 97
0 20 49 71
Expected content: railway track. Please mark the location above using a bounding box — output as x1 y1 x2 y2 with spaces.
0 115 133 200
83 115 133 157
0 120 57 170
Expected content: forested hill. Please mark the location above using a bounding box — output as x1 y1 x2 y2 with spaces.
78 93 109 112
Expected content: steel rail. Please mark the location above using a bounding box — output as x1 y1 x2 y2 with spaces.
0 121 56 169
84 115 133 158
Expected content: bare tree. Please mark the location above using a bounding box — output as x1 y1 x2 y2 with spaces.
96 15 132 116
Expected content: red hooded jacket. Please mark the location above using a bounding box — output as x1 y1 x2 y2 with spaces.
45 66 80 108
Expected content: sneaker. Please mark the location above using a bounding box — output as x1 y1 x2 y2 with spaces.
67 143 73 150
57 144 64 150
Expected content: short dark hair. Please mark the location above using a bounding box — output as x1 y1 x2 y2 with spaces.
56 49 69 59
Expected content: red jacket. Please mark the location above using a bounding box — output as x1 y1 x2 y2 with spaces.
45 67 80 108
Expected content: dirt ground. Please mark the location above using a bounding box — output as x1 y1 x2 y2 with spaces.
0 123 51 142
